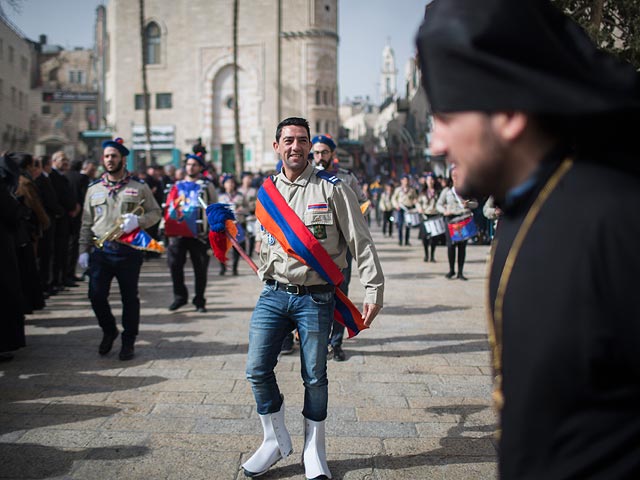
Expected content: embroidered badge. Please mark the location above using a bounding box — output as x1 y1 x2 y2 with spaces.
310 224 327 239
266 233 276 245
95 206 103 216
124 188 139 196
91 192 106 201
307 203 328 212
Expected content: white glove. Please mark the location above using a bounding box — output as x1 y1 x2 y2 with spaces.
78 252 90 270
121 213 139 233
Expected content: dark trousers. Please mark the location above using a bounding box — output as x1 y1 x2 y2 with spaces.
167 236 210 308
18 242 45 312
445 225 467 274
53 217 69 286
88 247 143 345
220 238 245 274
382 210 394 236
39 224 55 290
67 217 81 280
329 250 352 348
396 210 411 245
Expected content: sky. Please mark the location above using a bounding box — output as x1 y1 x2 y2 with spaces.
2 0 428 104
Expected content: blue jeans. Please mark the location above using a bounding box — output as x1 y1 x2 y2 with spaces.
246 283 335 421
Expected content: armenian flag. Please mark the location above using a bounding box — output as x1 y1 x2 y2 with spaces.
118 228 165 253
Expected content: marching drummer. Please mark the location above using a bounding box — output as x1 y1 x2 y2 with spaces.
78 137 162 360
417 173 443 262
391 174 419 247
436 166 478 280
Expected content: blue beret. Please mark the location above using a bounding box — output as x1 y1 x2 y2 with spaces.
102 137 130 157
311 134 336 151
185 152 206 167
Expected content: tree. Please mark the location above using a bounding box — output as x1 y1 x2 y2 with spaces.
139 0 152 171
552 0 640 68
233 0 243 175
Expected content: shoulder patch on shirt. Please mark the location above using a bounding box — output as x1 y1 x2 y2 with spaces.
315 169 341 184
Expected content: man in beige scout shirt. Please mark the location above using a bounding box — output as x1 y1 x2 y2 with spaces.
78 138 161 361
241 117 384 479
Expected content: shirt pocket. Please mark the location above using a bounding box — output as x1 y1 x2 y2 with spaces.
90 194 107 217
304 211 334 240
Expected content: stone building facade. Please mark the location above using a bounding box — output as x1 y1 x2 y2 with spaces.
0 14 34 153
104 0 339 172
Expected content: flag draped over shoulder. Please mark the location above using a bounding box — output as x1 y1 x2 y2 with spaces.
118 228 165 253
256 177 367 338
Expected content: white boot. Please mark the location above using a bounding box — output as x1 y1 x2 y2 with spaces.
242 399 292 477
302 417 332 479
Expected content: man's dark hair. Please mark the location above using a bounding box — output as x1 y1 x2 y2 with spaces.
10 152 34 170
275 117 310 142
70 158 83 172
38 155 51 168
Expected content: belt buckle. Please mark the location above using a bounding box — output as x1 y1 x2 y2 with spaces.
287 284 302 295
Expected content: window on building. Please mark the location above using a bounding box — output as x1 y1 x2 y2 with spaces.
69 70 85 84
48 68 58 82
134 93 150 110
323 90 328 105
0 39 3 60
144 22 161 65
156 92 172 109
315 121 321 133
42 105 51 115
20 56 27 74
315 89 320 105
8 46 14 64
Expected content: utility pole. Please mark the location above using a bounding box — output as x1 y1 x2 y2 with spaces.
233 0 243 175
139 0 152 171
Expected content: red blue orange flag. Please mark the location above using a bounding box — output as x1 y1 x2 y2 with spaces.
118 228 165 253
256 177 367 338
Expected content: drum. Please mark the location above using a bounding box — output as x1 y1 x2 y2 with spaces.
423 215 446 237
447 214 478 243
405 211 422 228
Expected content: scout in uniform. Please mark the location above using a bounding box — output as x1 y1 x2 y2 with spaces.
78 138 161 361
241 117 384 479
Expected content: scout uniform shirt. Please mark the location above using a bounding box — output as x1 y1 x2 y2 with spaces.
391 185 418 210
257 162 384 306
79 174 162 254
329 167 367 205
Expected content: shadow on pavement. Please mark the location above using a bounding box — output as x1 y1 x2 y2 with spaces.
379 304 470 316
0 443 149 479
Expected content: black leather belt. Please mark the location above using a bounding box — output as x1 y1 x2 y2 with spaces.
266 279 334 295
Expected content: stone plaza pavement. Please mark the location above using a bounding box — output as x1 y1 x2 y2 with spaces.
0 227 497 479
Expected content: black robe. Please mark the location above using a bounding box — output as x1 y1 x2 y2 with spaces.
490 157 640 479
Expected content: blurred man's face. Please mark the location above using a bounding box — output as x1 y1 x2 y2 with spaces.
185 160 202 178
430 112 506 199
102 147 125 174
53 153 69 171
312 143 333 170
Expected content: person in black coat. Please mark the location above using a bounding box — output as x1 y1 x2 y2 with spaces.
35 155 63 296
49 151 80 288
65 159 96 281
417 1 640 478
0 154 28 361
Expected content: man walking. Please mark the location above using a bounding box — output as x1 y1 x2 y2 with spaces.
417 1 640 477
241 117 384 479
78 138 161 361
164 152 218 312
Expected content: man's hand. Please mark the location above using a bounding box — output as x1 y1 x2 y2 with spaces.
362 303 382 327
121 213 139 233
78 252 90 270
